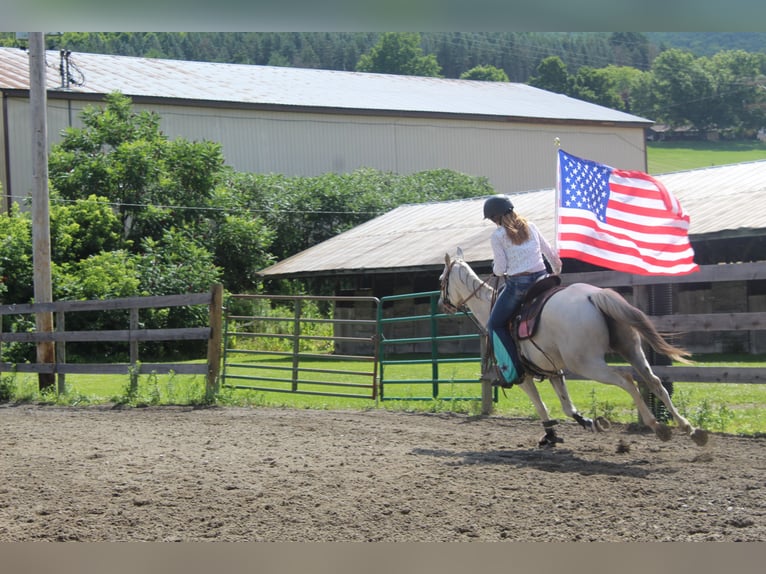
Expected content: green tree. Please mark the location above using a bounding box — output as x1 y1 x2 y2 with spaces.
50 194 127 264
528 56 571 94
228 168 494 264
703 50 766 133
208 181 276 293
570 66 625 110
460 65 509 82
649 49 716 129
49 92 225 247
356 33 442 77
598 65 649 114
53 250 141 302
0 204 33 305
47 92 273 293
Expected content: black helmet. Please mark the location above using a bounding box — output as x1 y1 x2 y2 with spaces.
483 195 513 220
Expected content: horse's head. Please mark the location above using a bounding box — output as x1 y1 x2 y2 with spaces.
438 248 493 328
438 248 466 314
439 253 458 314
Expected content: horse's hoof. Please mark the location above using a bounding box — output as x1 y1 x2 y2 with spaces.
655 423 673 442
594 416 611 432
691 428 709 446
538 432 564 448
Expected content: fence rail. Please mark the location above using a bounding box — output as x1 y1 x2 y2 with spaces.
561 261 766 385
0 285 223 397
221 293 379 399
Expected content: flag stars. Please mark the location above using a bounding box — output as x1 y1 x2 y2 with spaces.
560 154 611 222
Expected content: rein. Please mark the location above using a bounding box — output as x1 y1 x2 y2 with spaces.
440 259 493 333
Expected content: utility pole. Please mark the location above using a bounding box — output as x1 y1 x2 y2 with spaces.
29 32 55 391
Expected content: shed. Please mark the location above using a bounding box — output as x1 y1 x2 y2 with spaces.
258 160 766 284
258 160 766 355
1 47 651 211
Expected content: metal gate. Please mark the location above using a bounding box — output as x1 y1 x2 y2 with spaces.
377 290 487 402
221 293 380 399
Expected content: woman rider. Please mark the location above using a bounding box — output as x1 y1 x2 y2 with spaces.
484 195 562 387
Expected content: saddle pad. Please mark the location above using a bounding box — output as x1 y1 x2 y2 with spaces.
515 285 567 340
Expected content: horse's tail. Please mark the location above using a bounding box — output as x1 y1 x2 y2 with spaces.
588 288 692 364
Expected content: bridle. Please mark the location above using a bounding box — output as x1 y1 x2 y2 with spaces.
440 258 493 331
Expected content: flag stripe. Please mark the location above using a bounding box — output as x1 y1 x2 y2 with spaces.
558 223 695 257
560 210 691 240
557 149 699 276
558 246 699 276
558 230 697 263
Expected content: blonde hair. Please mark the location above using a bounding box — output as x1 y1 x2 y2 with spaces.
499 211 530 245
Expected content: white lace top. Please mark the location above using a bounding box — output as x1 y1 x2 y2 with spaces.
490 221 562 276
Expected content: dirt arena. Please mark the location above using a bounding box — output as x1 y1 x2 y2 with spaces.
1 404 763 542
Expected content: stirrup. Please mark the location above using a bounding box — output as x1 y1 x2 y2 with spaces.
492 371 524 389
491 378 515 389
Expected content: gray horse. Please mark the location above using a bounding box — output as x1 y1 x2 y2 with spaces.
440 248 709 448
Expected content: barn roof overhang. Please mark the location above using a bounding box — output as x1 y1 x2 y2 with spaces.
1 87 653 128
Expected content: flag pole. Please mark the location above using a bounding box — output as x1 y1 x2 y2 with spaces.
553 137 561 253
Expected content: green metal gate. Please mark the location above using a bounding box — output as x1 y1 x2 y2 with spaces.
377 290 488 402
221 290 489 403
221 293 380 399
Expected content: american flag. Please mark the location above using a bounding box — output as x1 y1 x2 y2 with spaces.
556 149 699 276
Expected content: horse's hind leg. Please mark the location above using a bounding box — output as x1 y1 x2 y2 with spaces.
516 376 562 447
635 367 709 446
617 334 709 446
577 360 676 442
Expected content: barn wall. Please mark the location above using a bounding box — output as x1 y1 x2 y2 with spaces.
2 96 90 204
2 94 646 208
149 105 647 196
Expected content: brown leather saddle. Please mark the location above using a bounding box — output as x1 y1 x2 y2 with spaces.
513 274 566 340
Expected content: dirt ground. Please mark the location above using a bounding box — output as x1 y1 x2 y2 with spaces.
1 404 764 542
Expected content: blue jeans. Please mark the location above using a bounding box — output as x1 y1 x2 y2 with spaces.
488 271 546 383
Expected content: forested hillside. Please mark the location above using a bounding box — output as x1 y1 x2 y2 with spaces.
4 32 764 82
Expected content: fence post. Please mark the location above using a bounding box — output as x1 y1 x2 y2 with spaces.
291 299 302 391
206 284 224 400
56 310 66 394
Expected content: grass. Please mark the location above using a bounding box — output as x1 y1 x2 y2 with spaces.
647 140 766 174
2 353 764 436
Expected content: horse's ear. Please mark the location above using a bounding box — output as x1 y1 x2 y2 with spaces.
456 247 464 260
444 253 451 266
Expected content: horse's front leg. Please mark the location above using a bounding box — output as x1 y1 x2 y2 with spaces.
548 375 610 433
516 376 563 447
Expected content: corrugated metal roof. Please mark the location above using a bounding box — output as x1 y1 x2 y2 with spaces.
0 47 650 124
259 160 766 277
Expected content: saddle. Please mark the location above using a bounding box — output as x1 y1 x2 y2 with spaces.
513 274 566 340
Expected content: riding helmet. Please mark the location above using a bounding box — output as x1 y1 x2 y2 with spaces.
483 195 513 220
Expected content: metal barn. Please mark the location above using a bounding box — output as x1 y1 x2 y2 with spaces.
258 161 766 355
0 47 651 211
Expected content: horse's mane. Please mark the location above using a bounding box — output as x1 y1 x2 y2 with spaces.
454 259 495 303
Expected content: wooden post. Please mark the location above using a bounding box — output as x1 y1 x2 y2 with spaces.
55 310 65 394
29 32 55 391
129 307 139 395
129 308 139 364
206 284 224 400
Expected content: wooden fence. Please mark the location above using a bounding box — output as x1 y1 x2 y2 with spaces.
561 261 766 384
0 284 223 398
